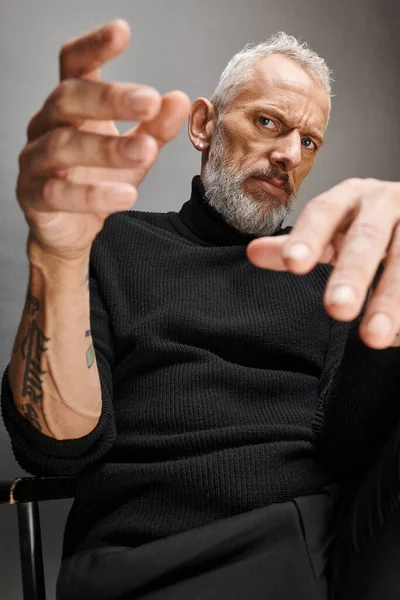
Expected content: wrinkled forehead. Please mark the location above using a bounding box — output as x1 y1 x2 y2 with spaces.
230 54 330 131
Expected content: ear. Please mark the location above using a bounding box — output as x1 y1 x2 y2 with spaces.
188 98 216 152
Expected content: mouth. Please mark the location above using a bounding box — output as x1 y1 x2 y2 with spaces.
248 176 289 200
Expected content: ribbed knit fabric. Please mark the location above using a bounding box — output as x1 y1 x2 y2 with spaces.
2 176 400 561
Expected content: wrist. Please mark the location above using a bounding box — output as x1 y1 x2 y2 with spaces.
27 235 91 271
27 236 90 294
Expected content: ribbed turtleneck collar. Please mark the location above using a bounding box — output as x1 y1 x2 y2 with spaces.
169 176 291 247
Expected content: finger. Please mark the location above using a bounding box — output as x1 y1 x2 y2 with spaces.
104 91 191 189
280 178 365 274
246 235 336 270
128 90 191 147
18 176 137 214
21 127 159 177
123 91 191 186
322 200 396 322
27 80 162 142
124 91 191 188
59 19 131 82
358 222 400 349
246 236 289 270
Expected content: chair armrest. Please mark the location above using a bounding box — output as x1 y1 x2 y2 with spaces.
0 477 76 504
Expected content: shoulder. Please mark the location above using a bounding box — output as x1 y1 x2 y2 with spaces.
95 209 179 246
105 208 173 232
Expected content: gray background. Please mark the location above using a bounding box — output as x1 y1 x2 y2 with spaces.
1 0 399 597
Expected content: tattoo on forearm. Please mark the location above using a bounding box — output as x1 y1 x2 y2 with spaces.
86 343 95 368
18 403 42 432
27 291 40 316
21 319 50 403
20 293 50 409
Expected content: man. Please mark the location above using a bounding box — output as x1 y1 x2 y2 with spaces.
3 18 400 600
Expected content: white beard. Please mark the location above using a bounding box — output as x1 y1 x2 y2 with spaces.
203 124 297 237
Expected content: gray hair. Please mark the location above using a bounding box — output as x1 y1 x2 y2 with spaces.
211 32 333 116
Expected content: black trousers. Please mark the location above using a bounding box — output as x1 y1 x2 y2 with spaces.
329 419 400 600
57 423 400 600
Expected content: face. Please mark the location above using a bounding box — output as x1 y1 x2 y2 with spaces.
201 54 330 236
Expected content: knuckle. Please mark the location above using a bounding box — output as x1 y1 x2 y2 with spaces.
335 262 370 285
379 286 400 303
46 126 74 155
48 79 76 118
97 137 114 166
18 146 30 171
308 194 331 209
304 194 337 223
308 188 340 209
343 177 362 187
42 178 60 204
98 82 115 109
350 220 386 242
58 41 76 71
104 136 123 166
366 189 393 211
84 183 99 208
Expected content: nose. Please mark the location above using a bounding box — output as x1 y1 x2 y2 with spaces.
268 131 302 172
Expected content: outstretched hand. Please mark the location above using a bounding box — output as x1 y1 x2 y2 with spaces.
18 19 191 260
247 177 400 350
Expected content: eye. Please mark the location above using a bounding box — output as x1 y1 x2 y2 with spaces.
301 137 317 150
258 117 275 129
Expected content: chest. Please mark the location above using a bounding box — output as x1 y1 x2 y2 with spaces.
104 236 333 374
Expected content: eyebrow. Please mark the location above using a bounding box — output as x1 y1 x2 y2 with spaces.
248 104 325 147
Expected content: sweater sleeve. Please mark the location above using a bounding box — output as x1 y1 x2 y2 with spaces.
1 260 117 477
312 308 400 480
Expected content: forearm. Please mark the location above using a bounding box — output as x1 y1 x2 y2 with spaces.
8 239 102 440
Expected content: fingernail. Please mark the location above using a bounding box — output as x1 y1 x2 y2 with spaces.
328 285 357 305
122 139 141 160
283 243 310 260
366 313 393 338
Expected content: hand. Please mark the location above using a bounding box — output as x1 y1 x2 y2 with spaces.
246 177 400 350
17 19 191 260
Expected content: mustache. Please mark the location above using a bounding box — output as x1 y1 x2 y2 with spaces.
243 166 294 196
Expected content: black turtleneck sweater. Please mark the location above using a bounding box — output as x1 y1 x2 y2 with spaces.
2 176 400 560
